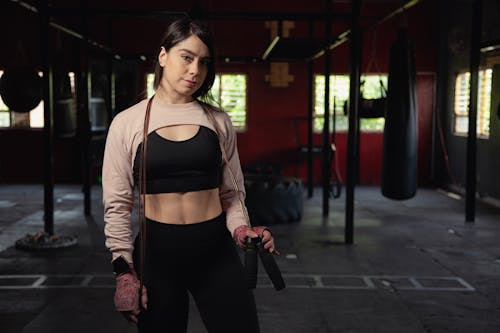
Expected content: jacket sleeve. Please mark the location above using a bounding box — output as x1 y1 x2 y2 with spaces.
102 116 135 264
218 112 251 235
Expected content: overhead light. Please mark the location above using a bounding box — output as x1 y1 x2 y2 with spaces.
480 44 500 53
262 36 280 61
262 37 324 62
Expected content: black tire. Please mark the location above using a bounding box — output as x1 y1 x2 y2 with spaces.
244 174 304 225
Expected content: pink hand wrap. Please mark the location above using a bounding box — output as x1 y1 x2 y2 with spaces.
252 226 271 238
233 225 250 249
233 225 272 249
114 268 140 312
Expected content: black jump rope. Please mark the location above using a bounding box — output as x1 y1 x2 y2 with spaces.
244 236 285 291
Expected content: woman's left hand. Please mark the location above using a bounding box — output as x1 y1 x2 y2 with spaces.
252 226 279 255
233 225 279 254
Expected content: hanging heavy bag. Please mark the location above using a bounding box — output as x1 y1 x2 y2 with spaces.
0 66 42 113
358 79 387 119
343 80 387 119
381 28 418 200
358 29 387 119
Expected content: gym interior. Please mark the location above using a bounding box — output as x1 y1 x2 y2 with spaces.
1 0 500 332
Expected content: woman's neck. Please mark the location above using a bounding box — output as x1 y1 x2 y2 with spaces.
154 86 194 105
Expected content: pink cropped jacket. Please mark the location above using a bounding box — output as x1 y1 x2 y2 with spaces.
102 98 248 263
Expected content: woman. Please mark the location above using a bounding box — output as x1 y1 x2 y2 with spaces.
102 17 276 333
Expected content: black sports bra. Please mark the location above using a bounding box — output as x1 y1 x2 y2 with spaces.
133 126 222 193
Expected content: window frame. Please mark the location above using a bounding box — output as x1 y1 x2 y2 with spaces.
145 72 249 132
313 73 388 134
453 68 492 139
210 72 248 132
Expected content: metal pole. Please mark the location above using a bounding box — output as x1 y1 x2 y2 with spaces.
307 19 314 198
345 0 362 244
77 1 92 216
106 20 115 121
322 1 332 217
466 0 482 223
432 0 450 186
307 60 314 198
356 111 361 185
106 58 115 122
40 0 54 235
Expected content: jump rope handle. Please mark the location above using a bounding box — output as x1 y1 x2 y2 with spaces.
244 236 286 291
244 237 259 290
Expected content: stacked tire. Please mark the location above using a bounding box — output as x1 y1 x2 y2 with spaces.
244 174 304 225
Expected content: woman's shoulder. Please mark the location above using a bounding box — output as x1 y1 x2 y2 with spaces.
199 101 231 123
110 98 148 127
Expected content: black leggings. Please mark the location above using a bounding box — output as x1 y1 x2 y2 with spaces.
134 213 260 333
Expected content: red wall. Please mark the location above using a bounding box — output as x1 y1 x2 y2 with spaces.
0 0 439 185
0 130 82 183
215 0 438 186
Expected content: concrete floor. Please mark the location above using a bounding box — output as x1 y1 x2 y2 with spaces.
1 184 500 333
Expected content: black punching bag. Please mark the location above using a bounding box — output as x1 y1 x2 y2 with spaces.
381 28 418 200
0 66 42 113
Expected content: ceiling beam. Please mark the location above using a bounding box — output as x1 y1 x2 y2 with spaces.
309 0 422 60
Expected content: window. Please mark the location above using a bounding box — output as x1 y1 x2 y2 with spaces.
210 74 247 131
314 74 388 133
453 68 492 138
146 74 155 99
314 75 349 132
146 73 248 131
0 70 44 128
0 74 9 126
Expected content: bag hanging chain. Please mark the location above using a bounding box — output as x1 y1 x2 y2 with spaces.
365 29 387 97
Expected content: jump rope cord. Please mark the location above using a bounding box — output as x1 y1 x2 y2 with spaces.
138 96 153 288
203 103 252 227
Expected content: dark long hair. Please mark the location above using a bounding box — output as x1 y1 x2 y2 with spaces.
153 17 215 100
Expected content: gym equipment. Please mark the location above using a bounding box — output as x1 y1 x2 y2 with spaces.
381 28 418 200
244 237 258 289
54 98 76 137
358 79 387 119
0 66 42 113
53 72 76 137
245 236 285 291
244 175 303 225
358 29 387 119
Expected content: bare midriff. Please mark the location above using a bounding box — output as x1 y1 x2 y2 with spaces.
144 189 223 224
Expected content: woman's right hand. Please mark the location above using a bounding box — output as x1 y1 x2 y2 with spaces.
120 285 148 323
114 269 148 323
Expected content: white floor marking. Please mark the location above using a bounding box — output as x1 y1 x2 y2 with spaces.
0 274 475 291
